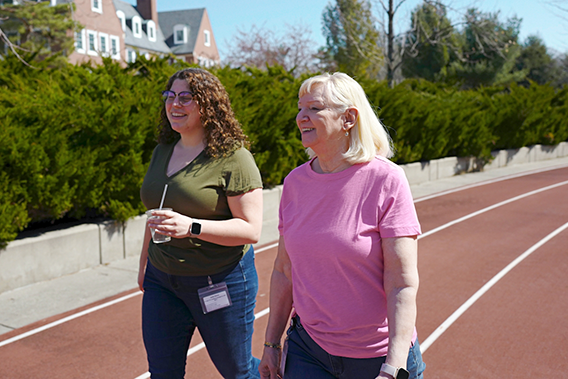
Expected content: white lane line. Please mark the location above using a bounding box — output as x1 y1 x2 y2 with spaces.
131 177 568 373
413 163 568 203
3 177 565 357
420 221 568 354
0 291 141 348
255 242 278 254
418 180 568 239
0 244 279 349
134 368 151 379
133 307 271 379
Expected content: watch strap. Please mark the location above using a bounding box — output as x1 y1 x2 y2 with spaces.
380 363 397 378
379 363 410 379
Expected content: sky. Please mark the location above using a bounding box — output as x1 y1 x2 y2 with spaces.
126 0 568 60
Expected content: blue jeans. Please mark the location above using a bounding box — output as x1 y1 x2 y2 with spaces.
284 316 426 379
142 247 260 379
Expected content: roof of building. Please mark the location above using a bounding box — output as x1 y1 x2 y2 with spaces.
158 8 205 55
113 0 171 54
53 0 210 58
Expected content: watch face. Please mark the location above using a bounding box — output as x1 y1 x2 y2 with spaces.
397 368 410 379
191 222 201 235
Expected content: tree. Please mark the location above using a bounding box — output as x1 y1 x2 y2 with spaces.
515 35 556 86
551 53 568 88
401 1 457 81
446 8 526 88
0 0 78 67
544 0 568 23
322 0 383 79
223 23 321 75
373 0 412 86
371 1 532 87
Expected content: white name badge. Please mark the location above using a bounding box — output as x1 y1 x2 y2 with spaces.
198 280 232 314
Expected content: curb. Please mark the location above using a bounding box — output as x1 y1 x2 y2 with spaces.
1 142 567 294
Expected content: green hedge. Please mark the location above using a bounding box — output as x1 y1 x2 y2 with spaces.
0 56 566 246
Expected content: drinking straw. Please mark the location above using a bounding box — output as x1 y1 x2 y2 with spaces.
159 184 168 210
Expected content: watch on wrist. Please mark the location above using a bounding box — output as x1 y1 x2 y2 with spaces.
190 220 202 236
380 363 410 379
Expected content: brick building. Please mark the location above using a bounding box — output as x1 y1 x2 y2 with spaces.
64 0 220 66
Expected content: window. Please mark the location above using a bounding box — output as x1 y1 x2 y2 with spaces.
86 30 97 56
91 0 102 13
127 49 137 63
204 30 211 47
110 35 120 60
99 33 109 56
173 25 188 45
147 20 156 42
116 11 126 32
132 16 142 38
75 29 86 54
197 56 215 68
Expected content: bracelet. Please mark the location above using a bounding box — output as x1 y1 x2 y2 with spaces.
263 341 282 350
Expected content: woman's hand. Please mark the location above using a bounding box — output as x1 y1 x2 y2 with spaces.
137 266 145 292
259 346 282 379
138 228 151 292
147 209 192 239
145 188 263 246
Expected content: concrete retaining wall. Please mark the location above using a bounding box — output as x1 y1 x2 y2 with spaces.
1 142 566 294
0 190 285 294
401 142 568 185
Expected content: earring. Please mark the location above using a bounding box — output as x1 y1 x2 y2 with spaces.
345 130 349 136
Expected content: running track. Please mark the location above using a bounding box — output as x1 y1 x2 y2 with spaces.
1 166 567 378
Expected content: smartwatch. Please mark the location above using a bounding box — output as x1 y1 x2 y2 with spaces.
379 363 410 379
190 220 202 236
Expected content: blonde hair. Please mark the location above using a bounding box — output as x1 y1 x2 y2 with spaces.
298 72 394 163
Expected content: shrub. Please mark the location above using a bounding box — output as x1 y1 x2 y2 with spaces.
0 57 566 246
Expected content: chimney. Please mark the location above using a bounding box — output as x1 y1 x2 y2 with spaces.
137 0 158 25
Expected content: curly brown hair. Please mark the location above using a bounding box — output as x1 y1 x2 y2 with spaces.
158 68 249 157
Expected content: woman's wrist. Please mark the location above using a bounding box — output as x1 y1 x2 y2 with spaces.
263 341 282 350
186 217 194 237
188 217 202 236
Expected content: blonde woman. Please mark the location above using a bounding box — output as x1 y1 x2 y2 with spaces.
259 73 425 379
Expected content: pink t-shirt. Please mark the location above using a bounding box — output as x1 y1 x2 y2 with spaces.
278 156 421 358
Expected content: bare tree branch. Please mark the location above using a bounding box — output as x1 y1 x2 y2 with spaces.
1 0 77 67
223 22 320 75
336 4 383 63
0 25 37 68
542 0 568 22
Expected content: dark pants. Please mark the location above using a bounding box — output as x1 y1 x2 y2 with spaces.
284 316 426 379
142 247 260 379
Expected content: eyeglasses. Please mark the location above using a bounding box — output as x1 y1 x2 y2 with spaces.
161 90 194 106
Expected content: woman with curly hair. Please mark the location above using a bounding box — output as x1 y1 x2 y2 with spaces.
139 68 263 379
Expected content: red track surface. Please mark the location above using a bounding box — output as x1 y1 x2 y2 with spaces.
1 167 567 378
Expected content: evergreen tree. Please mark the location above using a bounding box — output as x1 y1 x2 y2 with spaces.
516 35 555 86
0 0 78 66
401 1 457 82
322 0 383 79
447 9 526 88
551 53 568 88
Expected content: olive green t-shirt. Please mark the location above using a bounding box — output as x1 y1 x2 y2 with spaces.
140 143 263 276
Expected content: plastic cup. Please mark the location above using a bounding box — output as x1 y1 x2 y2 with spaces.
145 208 172 244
